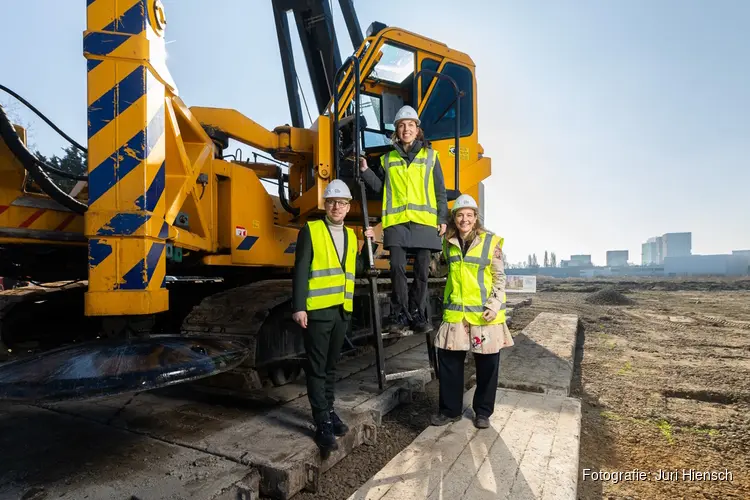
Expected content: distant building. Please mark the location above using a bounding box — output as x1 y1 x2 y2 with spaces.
732 250 750 258
663 232 691 258
642 236 663 265
641 232 692 265
606 250 629 267
561 255 592 268
665 254 748 276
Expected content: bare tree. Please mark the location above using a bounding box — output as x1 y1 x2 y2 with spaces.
550 252 557 267
544 251 549 268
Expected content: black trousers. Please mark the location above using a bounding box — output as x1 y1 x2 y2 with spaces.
437 348 500 419
389 246 431 318
303 308 349 424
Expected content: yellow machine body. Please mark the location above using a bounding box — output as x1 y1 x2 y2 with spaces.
0 0 492 321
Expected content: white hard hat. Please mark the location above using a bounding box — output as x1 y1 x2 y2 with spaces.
451 194 478 213
323 179 352 200
393 105 420 127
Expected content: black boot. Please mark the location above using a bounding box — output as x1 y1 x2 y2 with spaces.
410 309 433 335
314 420 338 455
329 409 349 436
430 412 462 426
383 311 412 335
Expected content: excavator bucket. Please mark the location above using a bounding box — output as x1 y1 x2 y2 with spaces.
0 336 249 402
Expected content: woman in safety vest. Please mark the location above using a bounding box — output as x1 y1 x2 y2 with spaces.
430 194 514 429
359 105 449 336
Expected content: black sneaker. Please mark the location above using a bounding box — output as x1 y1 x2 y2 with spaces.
410 310 433 335
383 311 412 335
329 409 349 436
314 420 338 454
430 413 462 426
474 415 490 429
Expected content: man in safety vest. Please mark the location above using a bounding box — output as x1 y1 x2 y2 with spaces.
430 194 514 429
292 179 376 456
359 105 449 336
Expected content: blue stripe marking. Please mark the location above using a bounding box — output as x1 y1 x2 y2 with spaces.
145 241 165 282
119 241 165 290
108 1 147 35
88 66 145 139
161 275 167 288
85 2 146 68
284 242 297 254
237 236 259 251
88 239 112 268
135 161 165 212
83 32 130 57
87 0 96 6
119 259 144 289
158 221 169 239
97 213 151 236
87 59 102 72
87 106 164 205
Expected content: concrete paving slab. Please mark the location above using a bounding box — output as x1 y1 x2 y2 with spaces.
0 404 259 500
498 312 579 396
347 388 582 500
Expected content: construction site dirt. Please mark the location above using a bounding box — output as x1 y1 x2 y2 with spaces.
519 277 750 500
1 277 748 499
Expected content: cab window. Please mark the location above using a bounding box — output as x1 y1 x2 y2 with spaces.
370 43 415 85
420 63 474 141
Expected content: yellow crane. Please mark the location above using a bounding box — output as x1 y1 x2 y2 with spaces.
0 0 493 400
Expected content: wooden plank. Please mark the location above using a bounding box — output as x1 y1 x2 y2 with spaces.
348 388 581 500
425 390 523 500
379 417 479 500
347 388 477 500
540 397 581 500
498 312 579 395
507 395 564 499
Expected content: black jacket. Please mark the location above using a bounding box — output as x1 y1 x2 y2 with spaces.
292 221 377 320
361 138 449 251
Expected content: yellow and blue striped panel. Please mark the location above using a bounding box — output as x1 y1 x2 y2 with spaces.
84 0 168 296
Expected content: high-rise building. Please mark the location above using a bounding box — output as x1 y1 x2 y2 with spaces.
663 232 691 258
641 232 692 265
607 250 629 267
641 236 663 265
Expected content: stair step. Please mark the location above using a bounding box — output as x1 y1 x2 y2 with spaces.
381 331 415 339
384 367 433 382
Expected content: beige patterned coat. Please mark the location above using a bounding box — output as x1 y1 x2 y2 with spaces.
433 231 515 354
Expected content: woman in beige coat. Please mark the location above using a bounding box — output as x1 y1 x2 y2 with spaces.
430 194 514 429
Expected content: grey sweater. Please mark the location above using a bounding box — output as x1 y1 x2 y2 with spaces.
292 219 377 317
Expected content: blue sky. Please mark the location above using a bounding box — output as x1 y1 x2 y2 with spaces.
1 0 748 266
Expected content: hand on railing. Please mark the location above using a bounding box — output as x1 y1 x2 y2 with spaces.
359 156 368 172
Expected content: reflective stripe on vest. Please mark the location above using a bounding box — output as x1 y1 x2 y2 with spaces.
381 147 438 228
442 232 507 325
306 220 357 312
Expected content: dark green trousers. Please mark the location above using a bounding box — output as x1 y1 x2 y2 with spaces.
303 306 350 424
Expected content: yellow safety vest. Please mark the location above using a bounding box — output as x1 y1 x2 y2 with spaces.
306 220 357 312
442 232 506 325
381 147 439 228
